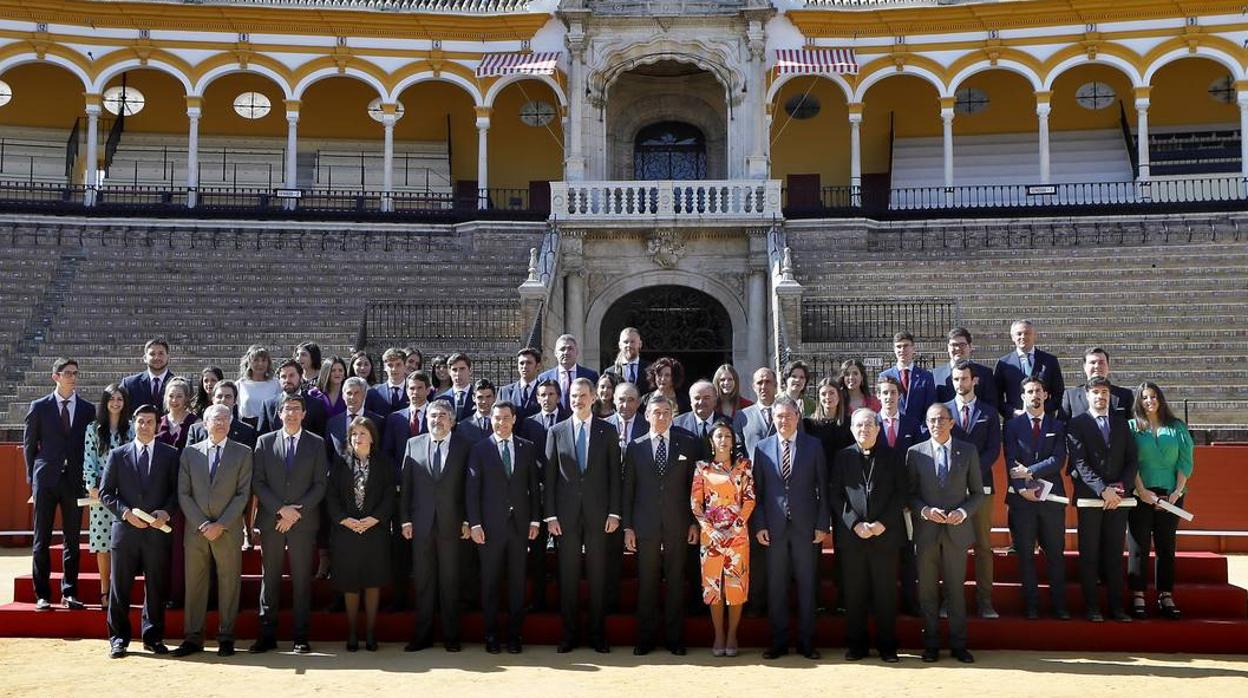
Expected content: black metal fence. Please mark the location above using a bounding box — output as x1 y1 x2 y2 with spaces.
802 298 956 344
360 299 522 348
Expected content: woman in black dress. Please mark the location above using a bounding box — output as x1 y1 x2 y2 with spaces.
803 377 853 613
326 416 395 651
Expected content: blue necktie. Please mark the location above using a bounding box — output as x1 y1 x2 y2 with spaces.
575 422 588 474
1096 415 1110 446
138 445 150 482
432 440 443 477
209 445 220 482
655 435 668 478
936 445 949 488
391 387 401 409
284 436 295 472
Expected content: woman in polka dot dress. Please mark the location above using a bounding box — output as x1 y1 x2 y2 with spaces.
82 384 132 609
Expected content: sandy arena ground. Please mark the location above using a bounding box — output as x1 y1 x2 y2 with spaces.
1 548 1245 697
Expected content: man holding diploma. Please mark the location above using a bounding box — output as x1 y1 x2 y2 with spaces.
100 404 179 658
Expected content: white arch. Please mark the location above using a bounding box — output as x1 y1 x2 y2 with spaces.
192 63 295 100
0 52 91 92
765 71 852 106
851 63 946 103
388 71 483 106
945 59 1043 97
483 73 567 109
1042 54 1143 91
292 66 388 101
1143 46 1247 85
91 58 194 95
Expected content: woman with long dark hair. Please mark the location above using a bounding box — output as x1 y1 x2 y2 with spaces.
429 355 453 393
712 364 752 419
349 350 377 386
318 356 350 418
191 366 223 416
594 372 621 419
83 384 131 609
839 359 880 416
643 356 690 414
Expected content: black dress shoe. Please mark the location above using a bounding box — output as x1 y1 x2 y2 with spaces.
293 642 312 654
633 645 652 656
844 649 867 661
366 640 378 652
1053 609 1072 621
921 649 939 663
485 639 501 654
404 640 431 652
802 649 822 660
507 642 522 654
1086 611 1104 623
593 643 610 654
217 641 235 657
143 642 170 655
346 640 359 653
109 640 127 659
668 645 687 656
556 641 577 653
1111 611 1133 623
762 648 788 660
445 641 462 652
952 649 975 664
880 651 900 663
62 596 86 610
170 643 202 657
1024 607 1040 620
249 638 277 654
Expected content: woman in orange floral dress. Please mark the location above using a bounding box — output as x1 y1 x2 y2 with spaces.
691 420 756 657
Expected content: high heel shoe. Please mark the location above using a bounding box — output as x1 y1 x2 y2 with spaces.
1130 594 1148 619
1158 593 1182 620
365 634 378 652
711 645 725 657
346 637 359 652
725 644 739 657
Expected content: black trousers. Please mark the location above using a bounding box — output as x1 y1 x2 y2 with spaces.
635 532 687 648
840 539 899 655
107 530 171 645
411 533 462 645
556 517 608 645
527 525 550 610
31 476 81 601
1128 490 1182 593
479 523 528 641
1076 507 1128 615
604 527 624 611
1008 500 1067 613
257 529 316 642
916 536 968 652
766 525 818 654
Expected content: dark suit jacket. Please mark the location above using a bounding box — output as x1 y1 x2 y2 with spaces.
119 371 175 412
1066 412 1139 499
945 399 1002 492
672 411 721 443
878 365 937 423
435 386 477 422
932 361 998 408
907 438 984 549
457 414 496 444
739 403 776 457
383 405 428 468
605 412 648 448
101 440 180 545
751 432 830 537
178 438 254 531
251 430 329 536
536 365 600 410
544 416 621 530
877 411 924 452
498 380 541 419
621 430 700 538
187 419 258 451
325 451 396 525
1059 384 1135 423
258 389 329 439
528 408 571 433
1003 413 1067 501
603 358 651 387
829 442 908 549
994 349 1065 417
466 435 541 538
365 383 409 419
23 393 96 488
326 409 385 458
400 432 470 539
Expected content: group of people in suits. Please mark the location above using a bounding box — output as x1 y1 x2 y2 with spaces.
21 321 1194 662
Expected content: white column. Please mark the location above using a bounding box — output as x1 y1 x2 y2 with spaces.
381 111 395 211
186 104 200 208
941 106 955 188
284 107 299 190
848 108 863 198
747 270 767 377
1036 102 1051 184
1136 96 1151 180
1238 88 1248 179
476 109 490 210
565 270 585 344
565 25 586 181
84 102 100 206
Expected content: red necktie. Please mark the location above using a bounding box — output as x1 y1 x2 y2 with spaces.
1031 417 1042 445
886 418 897 447
409 409 422 436
901 368 910 394
961 404 971 431
59 399 71 432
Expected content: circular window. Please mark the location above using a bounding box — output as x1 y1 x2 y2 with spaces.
233 91 272 119
1075 81 1116 110
520 100 556 127
783 93 821 120
954 87 989 115
103 86 145 116
367 98 404 123
1208 75 1235 104
0 80 11 108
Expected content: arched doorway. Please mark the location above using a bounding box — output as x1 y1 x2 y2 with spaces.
634 121 707 180
599 285 732 388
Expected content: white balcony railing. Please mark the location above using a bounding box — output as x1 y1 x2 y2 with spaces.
549 179 781 223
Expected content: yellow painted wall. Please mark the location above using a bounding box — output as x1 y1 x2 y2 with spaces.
488 80 563 190
1049 64 1137 131
1149 58 1238 128
0 63 84 128
950 70 1037 136
769 77 850 187
201 73 287 137
393 81 477 182
860 75 940 174
103 69 187 133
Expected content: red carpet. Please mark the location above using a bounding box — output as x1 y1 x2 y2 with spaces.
1 545 1244 653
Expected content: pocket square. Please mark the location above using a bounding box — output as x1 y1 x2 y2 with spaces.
1045 432 1057 437
677 455 688 461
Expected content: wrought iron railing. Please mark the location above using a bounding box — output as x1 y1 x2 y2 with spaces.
361 299 522 347
801 298 957 344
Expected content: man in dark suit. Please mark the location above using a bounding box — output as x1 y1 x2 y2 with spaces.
118 338 175 413
932 327 998 409
528 378 571 432
1004 376 1070 620
327 377 385 457
606 382 647 449
381 370 432 612
400 399 472 652
603 327 650 387
1067 376 1138 623
673 379 720 449
830 408 907 663
739 367 778 614
499 347 543 419
466 401 541 654
259 359 328 438
544 377 621 653
100 405 178 658
186 380 257 449
995 319 1064 418
459 378 498 442
536 334 599 411
23 357 96 611
753 396 829 660
1059 346 1135 422
876 374 923 616
945 359 1002 619
249 395 328 654
172 405 254 657
365 347 410 418
437 352 477 422
521 378 566 611
878 331 937 423
909 402 983 664
622 395 701 656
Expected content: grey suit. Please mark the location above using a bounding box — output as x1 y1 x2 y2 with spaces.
178 438 253 645
907 438 984 652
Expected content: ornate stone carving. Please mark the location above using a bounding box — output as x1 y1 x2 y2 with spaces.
646 229 687 268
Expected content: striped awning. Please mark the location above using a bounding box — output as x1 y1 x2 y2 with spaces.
774 48 859 76
476 52 561 78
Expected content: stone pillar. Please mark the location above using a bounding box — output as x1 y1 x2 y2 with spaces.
380 105 396 212
940 96 956 188
565 20 587 181
1035 91 1051 184
1135 87 1151 181
1237 81 1248 180
848 102 863 202
186 96 201 208
284 100 300 190
744 16 769 179
747 268 767 375
565 269 586 344
773 246 804 369
83 96 101 206
476 106 491 210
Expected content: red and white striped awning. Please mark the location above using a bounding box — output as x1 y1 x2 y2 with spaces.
476 52 561 78
774 48 859 76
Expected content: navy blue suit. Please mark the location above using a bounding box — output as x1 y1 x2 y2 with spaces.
383 405 426 469
994 349 1065 418
186 418 257 450
119 371 175 413
258 389 328 438
365 382 409 419
457 414 495 445
326 408 385 457
932 361 998 409
100 440 180 646
23 392 96 602
436 386 476 422
877 411 923 452
498 380 541 419
605 412 648 448
1004 412 1068 615
536 365 600 411
751 432 829 654
877 365 937 423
